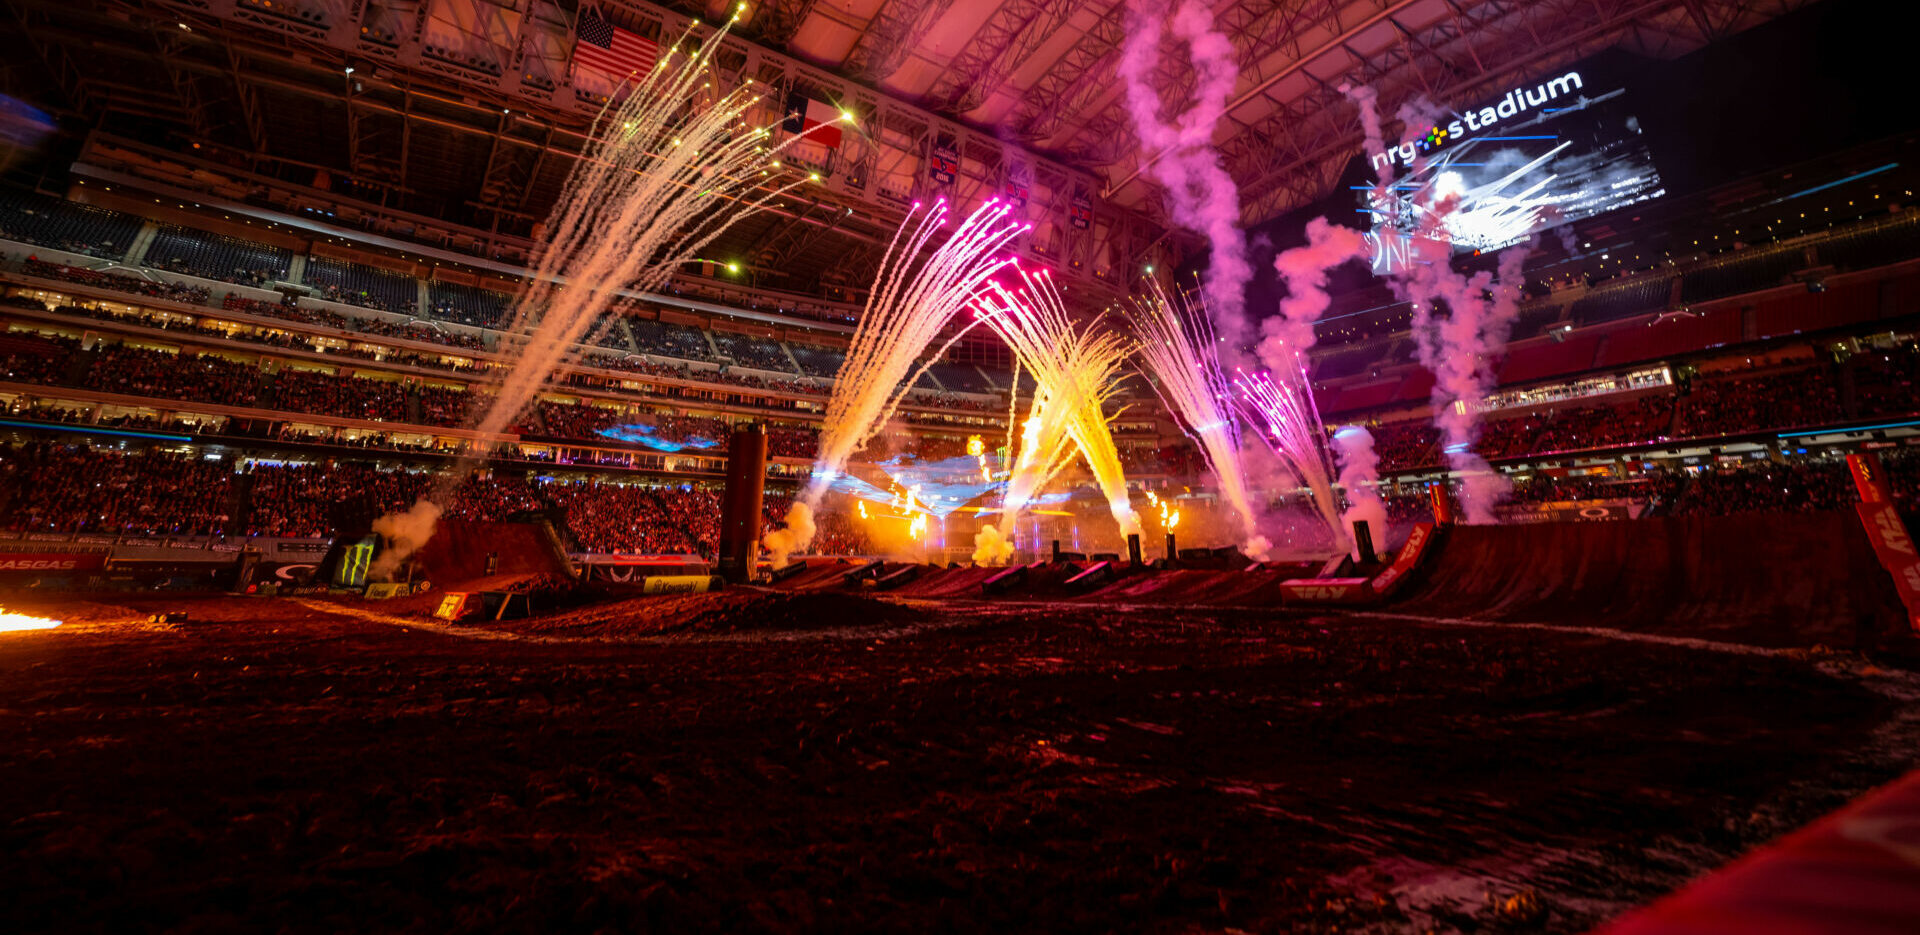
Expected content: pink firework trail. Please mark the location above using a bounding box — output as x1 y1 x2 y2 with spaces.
1233 367 1342 547
1126 281 1266 558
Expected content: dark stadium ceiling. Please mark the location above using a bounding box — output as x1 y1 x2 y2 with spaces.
1 0 1810 274
693 0 1809 221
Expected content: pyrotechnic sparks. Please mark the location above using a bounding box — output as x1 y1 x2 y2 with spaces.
974 386 1080 564
373 10 834 570
1234 368 1343 546
474 13 832 442
0 607 61 632
973 265 1140 559
764 198 1026 566
966 434 994 483
1125 280 1264 558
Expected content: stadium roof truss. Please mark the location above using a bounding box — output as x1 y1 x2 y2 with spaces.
0 0 1808 289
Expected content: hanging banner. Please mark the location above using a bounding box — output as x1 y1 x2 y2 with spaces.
1004 161 1031 209
929 134 959 186
1069 190 1092 230
1494 499 1644 524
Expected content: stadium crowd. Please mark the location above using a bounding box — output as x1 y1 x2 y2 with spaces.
0 442 235 537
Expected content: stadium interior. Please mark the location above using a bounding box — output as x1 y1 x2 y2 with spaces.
1 0 1918 931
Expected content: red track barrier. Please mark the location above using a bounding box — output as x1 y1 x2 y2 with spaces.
1594 768 1920 935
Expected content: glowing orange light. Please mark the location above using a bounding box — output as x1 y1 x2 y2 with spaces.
0 607 62 632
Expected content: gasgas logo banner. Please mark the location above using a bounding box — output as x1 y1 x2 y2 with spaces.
0 552 105 573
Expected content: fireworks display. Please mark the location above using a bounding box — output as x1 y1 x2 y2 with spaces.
366 6 838 577
1234 368 1343 548
974 265 1141 554
764 198 1026 566
473 9 830 442
1125 281 1266 559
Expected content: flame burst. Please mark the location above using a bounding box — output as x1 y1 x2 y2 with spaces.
0 606 62 632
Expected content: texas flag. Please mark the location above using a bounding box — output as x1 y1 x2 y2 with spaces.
782 92 843 149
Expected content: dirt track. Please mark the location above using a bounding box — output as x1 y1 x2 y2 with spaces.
1 592 1914 933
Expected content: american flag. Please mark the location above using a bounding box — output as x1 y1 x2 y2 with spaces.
574 10 659 81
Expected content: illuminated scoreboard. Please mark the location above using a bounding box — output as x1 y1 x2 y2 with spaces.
1360 65 1665 271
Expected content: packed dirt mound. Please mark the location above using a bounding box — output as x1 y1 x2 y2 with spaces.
885 565 1004 598
1076 566 1295 606
768 559 868 591
1394 511 1907 647
501 588 925 638
409 520 571 589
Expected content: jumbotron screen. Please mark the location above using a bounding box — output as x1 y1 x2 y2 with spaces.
1360 66 1664 270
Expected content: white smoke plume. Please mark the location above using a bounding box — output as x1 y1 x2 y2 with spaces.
972 522 1016 566
1258 217 1368 372
1330 426 1388 561
369 499 443 582
1119 0 1252 346
760 500 815 570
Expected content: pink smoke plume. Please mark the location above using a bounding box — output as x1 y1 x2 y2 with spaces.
1344 80 1534 521
1396 236 1534 523
1342 84 1386 168
1119 0 1251 346
1257 217 1367 373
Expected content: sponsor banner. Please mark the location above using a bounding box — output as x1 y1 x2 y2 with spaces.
436 592 474 620
1847 452 1893 504
1847 455 1920 632
576 555 709 582
1279 577 1374 604
268 539 331 559
259 562 318 583
0 552 105 573
1495 498 1642 524
1004 161 1031 209
1854 502 1920 633
1369 522 1436 597
641 574 716 595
